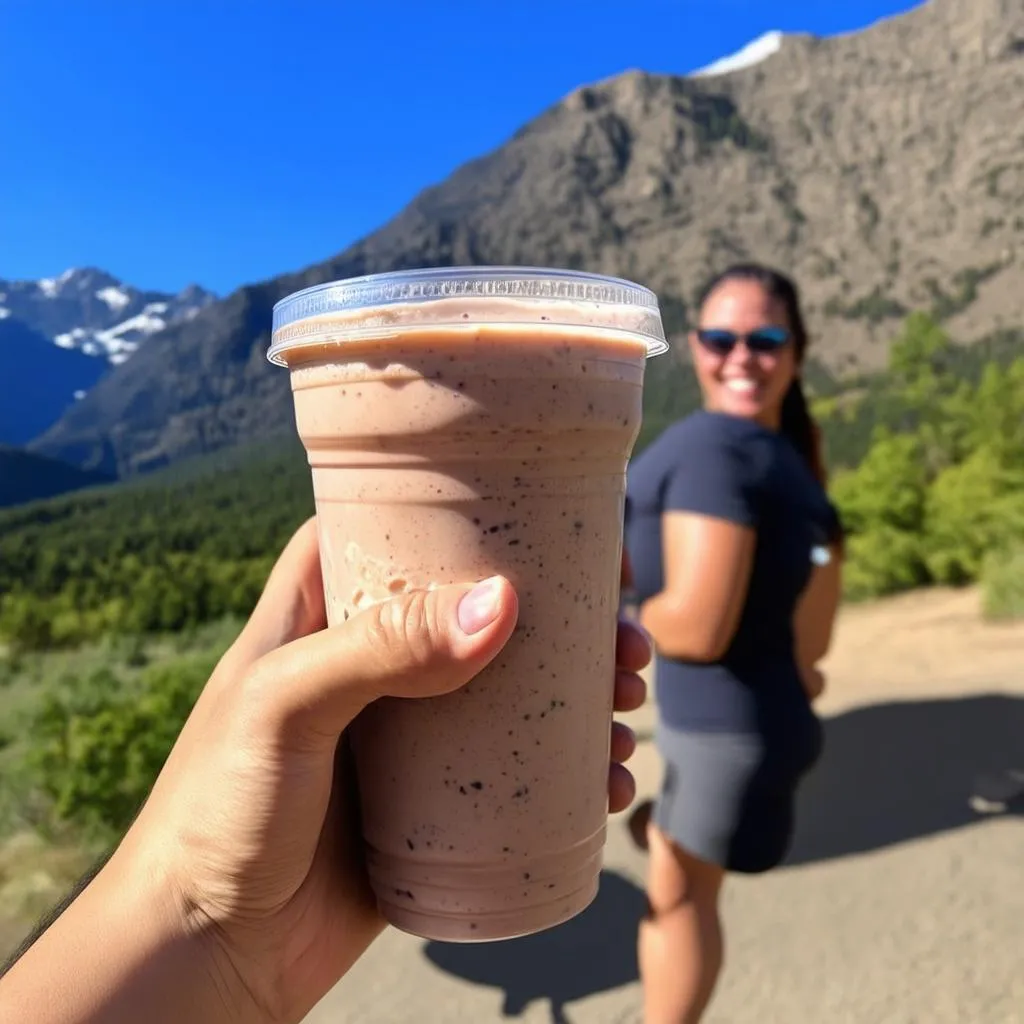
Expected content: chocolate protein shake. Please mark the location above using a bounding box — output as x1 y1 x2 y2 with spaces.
268 268 665 942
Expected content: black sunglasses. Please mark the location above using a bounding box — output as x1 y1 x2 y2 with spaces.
696 326 791 355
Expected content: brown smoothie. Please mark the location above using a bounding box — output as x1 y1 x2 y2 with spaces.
273 282 663 942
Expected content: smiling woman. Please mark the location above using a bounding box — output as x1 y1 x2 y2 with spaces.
623 263 845 1023
690 265 822 479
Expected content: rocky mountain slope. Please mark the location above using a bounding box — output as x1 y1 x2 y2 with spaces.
30 0 1024 477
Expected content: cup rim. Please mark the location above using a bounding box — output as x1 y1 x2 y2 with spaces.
267 265 668 366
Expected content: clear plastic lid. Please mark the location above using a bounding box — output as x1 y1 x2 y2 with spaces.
267 266 668 366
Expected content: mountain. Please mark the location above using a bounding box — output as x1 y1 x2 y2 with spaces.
0 445 112 509
30 0 1024 477
0 319 112 446
0 268 215 364
0 269 214 446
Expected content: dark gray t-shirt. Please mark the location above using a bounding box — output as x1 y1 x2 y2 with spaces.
625 410 841 734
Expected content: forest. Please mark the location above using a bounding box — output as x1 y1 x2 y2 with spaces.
1 312 1022 655
0 311 1022 842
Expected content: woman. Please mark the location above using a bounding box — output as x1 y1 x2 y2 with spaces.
0 519 651 1023
624 263 844 1023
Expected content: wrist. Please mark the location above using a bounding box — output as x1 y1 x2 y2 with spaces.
0 838 268 1024
109 836 275 1024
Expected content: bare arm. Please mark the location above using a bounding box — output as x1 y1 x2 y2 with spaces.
792 423 844 699
0 844 256 1024
639 512 756 662
794 546 843 670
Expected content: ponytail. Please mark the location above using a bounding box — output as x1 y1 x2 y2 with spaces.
781 378 844 549
780 378 825 484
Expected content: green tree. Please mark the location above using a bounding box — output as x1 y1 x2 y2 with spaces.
924 447 1024 583
966 360 1024 465
26 656 214 836
831 430 929 534
831 430 931 598
0 593 55 651
886 312 972 470
842 527 931 600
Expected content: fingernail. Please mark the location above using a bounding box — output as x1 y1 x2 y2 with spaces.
457 577 503 635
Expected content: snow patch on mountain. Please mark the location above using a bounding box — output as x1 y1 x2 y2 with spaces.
53 328 88 349
91 304 176 363
691 31 785 78
96 286 131 311
0 268 216 365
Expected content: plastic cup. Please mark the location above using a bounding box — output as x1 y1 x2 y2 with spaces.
269 267 665 941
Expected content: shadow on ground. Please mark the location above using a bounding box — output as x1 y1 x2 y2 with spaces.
787 693 1024 866
422 869 646 1023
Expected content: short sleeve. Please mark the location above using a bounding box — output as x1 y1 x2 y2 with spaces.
662 416 764 528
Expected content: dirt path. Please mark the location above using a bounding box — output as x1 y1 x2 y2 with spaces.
308 588 1024 1023
816 586 1024 707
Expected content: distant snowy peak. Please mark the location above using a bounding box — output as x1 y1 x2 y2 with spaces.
0 268 216 365
32 267 123 301
53 301 176 364
691 31 785 78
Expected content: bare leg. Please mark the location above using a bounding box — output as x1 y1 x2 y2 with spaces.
638 823 725 1024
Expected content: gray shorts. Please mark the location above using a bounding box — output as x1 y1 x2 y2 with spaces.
653 719 822 874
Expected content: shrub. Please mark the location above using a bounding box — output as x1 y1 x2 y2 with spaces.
25 654 216 837
842 527 929 601
981 546 1024 621
924 449 1024 584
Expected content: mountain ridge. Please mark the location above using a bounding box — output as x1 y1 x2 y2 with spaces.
0 267 215 364
29 0 1024 477
1 268 215 446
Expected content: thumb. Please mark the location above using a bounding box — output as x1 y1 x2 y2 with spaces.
245 576 518 751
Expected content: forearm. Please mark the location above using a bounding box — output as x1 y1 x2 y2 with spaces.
0 847 262 1024
1 852 110 983
795 553 843 666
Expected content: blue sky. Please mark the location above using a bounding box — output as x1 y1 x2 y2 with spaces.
0 0 921 296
